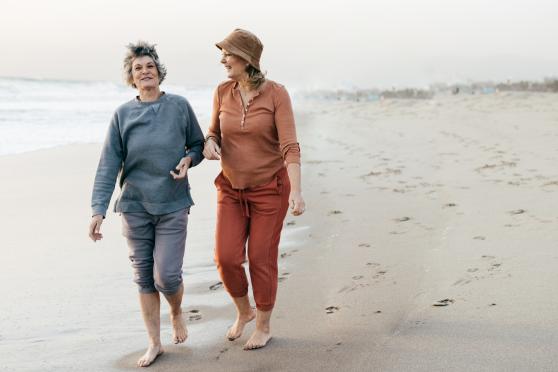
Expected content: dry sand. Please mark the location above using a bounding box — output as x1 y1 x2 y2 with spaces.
1 92 558 371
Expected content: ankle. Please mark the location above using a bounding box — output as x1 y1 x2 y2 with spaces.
149 340 162 348
239 307 255 316
170 309 183 318
255 323 270 333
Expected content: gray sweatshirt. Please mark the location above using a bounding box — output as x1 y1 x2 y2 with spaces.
91 93 204 217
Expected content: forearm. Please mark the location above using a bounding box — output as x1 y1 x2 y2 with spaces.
185 139 204 167
91 163 121 217
286 163 302 193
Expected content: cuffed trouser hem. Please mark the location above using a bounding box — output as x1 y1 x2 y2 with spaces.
255 304 274 312
138 286 158 294
229 291 249 298
155 280 183 296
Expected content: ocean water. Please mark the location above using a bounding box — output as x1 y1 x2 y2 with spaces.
0 77 214 155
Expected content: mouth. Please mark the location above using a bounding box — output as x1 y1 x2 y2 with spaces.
141 77 153 81
224 66 232 72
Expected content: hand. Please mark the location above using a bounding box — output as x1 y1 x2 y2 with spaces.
203 138 221 160
89 215 104 242
289 191 306 216
171 157 192 179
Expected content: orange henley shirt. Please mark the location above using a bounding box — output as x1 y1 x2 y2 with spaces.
207 80 301 189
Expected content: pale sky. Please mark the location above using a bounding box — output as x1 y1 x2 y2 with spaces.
1 0 557 88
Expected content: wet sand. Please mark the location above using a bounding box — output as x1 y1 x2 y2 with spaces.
2 92 558 371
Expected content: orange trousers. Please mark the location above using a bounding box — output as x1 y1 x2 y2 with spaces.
214 167 290 311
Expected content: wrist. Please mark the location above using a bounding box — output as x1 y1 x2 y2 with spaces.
205 135 219 145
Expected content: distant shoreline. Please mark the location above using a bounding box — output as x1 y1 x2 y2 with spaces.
298 77 558 101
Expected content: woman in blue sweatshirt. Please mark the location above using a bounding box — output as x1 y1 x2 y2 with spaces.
88 41 204 367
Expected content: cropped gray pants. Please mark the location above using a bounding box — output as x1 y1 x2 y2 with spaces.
121 208 189 295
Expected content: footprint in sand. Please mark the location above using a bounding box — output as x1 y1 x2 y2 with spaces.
286 220 296 226
280 249 298 258
487 263 502 272
444 203 457 207
209 281 223 291
373 270 387 280
326 342 343 352
358 243 371 247
432 298 455 307
352 275 364 280
473 236 486 240
325 306 340 314
328 210 343 216
453 278 472 286
187 309 202 321
509 209 526 215
278 272 291 282
215 347 229 361
394 216 411 222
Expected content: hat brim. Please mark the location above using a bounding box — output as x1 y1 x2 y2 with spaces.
216 40 261 71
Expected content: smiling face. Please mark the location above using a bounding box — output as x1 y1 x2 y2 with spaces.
132 56 160 90
220 49 248 81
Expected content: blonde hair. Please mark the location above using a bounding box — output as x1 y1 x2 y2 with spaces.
245 65 266 90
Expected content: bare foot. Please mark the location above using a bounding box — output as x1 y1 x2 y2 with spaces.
244 329 272 350
137 344 163 367
171 312 188 344
226 309 256 341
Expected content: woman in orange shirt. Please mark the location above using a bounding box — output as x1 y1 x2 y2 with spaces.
203 28 305 350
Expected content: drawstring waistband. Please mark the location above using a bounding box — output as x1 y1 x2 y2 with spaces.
237 189 250 217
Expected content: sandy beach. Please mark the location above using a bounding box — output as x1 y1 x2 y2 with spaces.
2 92 558 371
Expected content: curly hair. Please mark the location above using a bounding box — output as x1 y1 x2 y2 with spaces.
123 41 167 88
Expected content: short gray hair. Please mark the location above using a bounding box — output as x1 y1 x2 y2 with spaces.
123 41 167 88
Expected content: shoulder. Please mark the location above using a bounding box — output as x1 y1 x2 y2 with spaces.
266 80 291 102
163 93 193 117
267 80 289 96
164 93 190 106
215 80 236 94
112 99 137 121
266 80 287 91
115 98 136 113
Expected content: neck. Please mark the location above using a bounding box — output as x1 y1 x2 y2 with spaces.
138 87 161 102
236 74 253 92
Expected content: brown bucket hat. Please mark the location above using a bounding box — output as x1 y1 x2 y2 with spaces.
216 28 263 71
